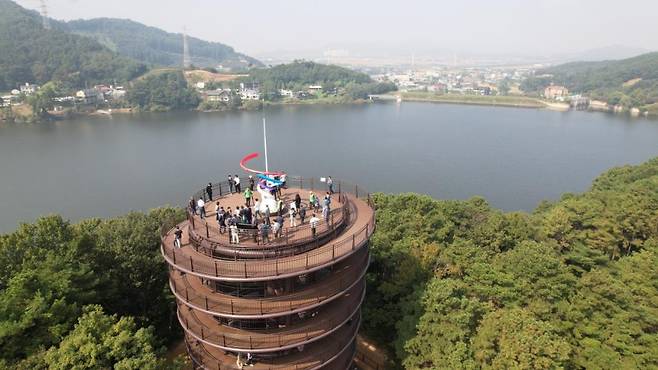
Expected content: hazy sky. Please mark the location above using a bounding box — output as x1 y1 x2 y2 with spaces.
15 0 658 58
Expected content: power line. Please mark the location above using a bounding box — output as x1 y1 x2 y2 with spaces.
182 26 191 68
39 0 50 30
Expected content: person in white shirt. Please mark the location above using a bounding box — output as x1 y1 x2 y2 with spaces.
309 214 320 238
234 175 241 193
289 203 297 227
197 198 206 219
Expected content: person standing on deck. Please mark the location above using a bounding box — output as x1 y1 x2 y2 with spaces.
272 219 281 239
230 222 239 244
323 203 330 223
245 205 253 224
173 226 183 248
327 176 334 194
217 207 226 234
264 205 271 225
234 175 241 193
244 187 253 207
298 205 307 224
228 175 234 193
189 197 196 215
248 175 255 191
289 204 297 227
310 214 320 238
206 182 213 200
197 198 206 219
277 198 284 216
214 201 220 216
294 193 302 211
260 222 270 244
253 198 261 218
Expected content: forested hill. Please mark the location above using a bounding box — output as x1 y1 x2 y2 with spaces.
246 60 372 87
522 52 658 109
365 157 658 368
61 18 262 69
0 0 146 91
243 61 395 99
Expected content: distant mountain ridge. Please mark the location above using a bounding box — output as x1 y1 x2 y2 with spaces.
0 0 146 90
59 18 262 69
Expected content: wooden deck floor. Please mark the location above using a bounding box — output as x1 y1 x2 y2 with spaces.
161 189 374 281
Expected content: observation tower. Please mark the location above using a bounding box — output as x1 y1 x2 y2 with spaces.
161 153 375 369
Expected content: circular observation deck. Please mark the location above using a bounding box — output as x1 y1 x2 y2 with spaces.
161 177 374 369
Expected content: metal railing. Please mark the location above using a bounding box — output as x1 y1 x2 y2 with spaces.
177 284 364 352
161 177 375 281
185 176 372 259
187 201 349 260
161 209 373 281
184 315 360 370
170 248 369 318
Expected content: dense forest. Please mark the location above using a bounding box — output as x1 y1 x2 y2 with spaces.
126 70 200 111
0 208 186 369
61 18 261 70
364 157 658 369
522 52 658 110
242 61 397 100
0 0 146 91
1 157 655 369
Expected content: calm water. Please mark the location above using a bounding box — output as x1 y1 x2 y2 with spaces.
1 102 658 233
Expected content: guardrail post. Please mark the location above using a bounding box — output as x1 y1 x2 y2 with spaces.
244 262 247 278
352 234 355 250
173 249 177 264
189 256 194 271
205 223 209 238
338 181 342 195
305 253 309 268
215 261 218 276
185 288 189 301
355 184 359 198
205 297 208 310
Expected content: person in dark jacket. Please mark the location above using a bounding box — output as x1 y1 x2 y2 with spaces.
206 182 213 200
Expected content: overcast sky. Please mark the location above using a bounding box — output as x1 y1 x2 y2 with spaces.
15 0 658 59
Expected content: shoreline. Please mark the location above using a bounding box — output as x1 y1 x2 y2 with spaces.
4 95 656 124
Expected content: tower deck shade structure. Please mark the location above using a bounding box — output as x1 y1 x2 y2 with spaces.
161 176 375 369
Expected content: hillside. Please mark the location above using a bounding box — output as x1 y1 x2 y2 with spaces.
0 0 146 91
243 61 396 100
61 18 262 70
522 52 658 109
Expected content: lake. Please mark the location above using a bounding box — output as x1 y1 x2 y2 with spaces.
1 102 658 233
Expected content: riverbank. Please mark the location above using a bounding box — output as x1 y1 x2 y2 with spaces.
399 92 548 109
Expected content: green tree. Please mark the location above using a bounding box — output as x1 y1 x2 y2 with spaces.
44 305 166 370
472 308 571 369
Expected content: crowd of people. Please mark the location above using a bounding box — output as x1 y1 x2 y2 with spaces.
175 175 336 248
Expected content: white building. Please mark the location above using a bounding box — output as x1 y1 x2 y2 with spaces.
19 83 39 96
240 89 260 100
279 89 294 98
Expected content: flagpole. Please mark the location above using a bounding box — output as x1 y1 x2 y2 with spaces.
263 116 269 173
